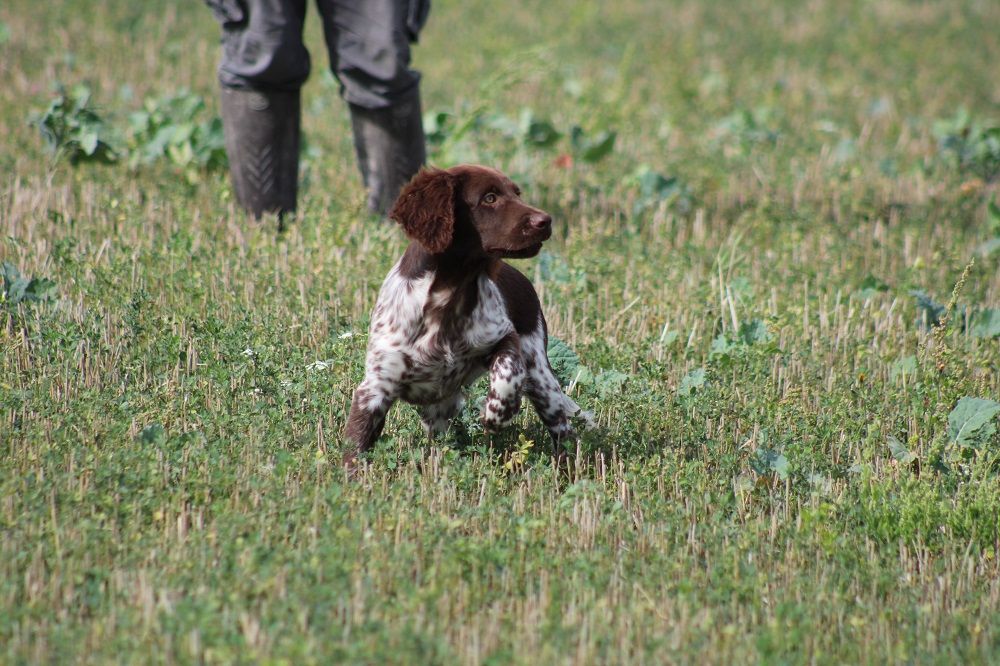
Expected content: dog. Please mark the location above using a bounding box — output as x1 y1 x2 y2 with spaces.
343 165 589 466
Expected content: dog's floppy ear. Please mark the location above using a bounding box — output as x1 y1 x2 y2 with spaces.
389 167 457 254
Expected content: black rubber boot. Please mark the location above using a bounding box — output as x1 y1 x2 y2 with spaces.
349 90 426 215
220 87 300 220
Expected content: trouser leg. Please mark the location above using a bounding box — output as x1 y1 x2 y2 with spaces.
207 0 309 218
316 0 428 214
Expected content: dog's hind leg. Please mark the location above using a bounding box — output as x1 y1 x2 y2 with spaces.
344 379 396 467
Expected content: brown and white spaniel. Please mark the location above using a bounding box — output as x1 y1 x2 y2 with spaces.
344 165 589 467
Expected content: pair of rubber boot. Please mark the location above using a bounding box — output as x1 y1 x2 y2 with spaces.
219 87 425 219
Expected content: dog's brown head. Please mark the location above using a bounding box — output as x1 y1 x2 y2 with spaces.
389 165 552 258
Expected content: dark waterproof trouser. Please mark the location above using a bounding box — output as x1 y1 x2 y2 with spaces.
205 0 429 109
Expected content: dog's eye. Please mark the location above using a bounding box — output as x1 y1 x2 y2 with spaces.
482 193 498 205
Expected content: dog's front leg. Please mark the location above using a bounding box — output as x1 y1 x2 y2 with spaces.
344 378 395 467
482 332 526 432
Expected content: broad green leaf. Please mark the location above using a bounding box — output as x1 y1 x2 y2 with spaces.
709 334 733 358
170 122 195 145
580 131 616 162
594 370 629 397
977 237 1000 258
79 131 99 155
638 170 679 199
524 120 561 147
752 448 789 480
947 397 1000 447
807 474 832 494
146 125 175 158
887 435 918 464
128 110 152 132
423 110 454 143
2 262 29 303
910 289 946 328
22 277 56 302
571 366 594 386
546 337 580 386
678 367 706 397
988 195 1000 229
890 355 917 381
738 319 772 345
138 423 167 445
168 140 195 166
631 167 690 215
734 475 755 493
970 309 1000 339
2 262 54 305
770 454 790 480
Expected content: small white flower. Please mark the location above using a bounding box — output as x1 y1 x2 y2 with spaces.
338 331 354 339
307 359 333 371
242 347 255 357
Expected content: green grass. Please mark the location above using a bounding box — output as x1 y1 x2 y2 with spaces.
3 0 1000 663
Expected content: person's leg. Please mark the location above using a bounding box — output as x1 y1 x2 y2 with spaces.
315 0 428 214
208 0 309 219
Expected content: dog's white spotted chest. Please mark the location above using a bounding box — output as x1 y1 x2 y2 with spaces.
365 263 514 404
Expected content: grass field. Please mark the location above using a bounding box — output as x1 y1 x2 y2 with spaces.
3 0 1000 662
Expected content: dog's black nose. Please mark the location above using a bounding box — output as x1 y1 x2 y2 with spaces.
527 212 552 231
